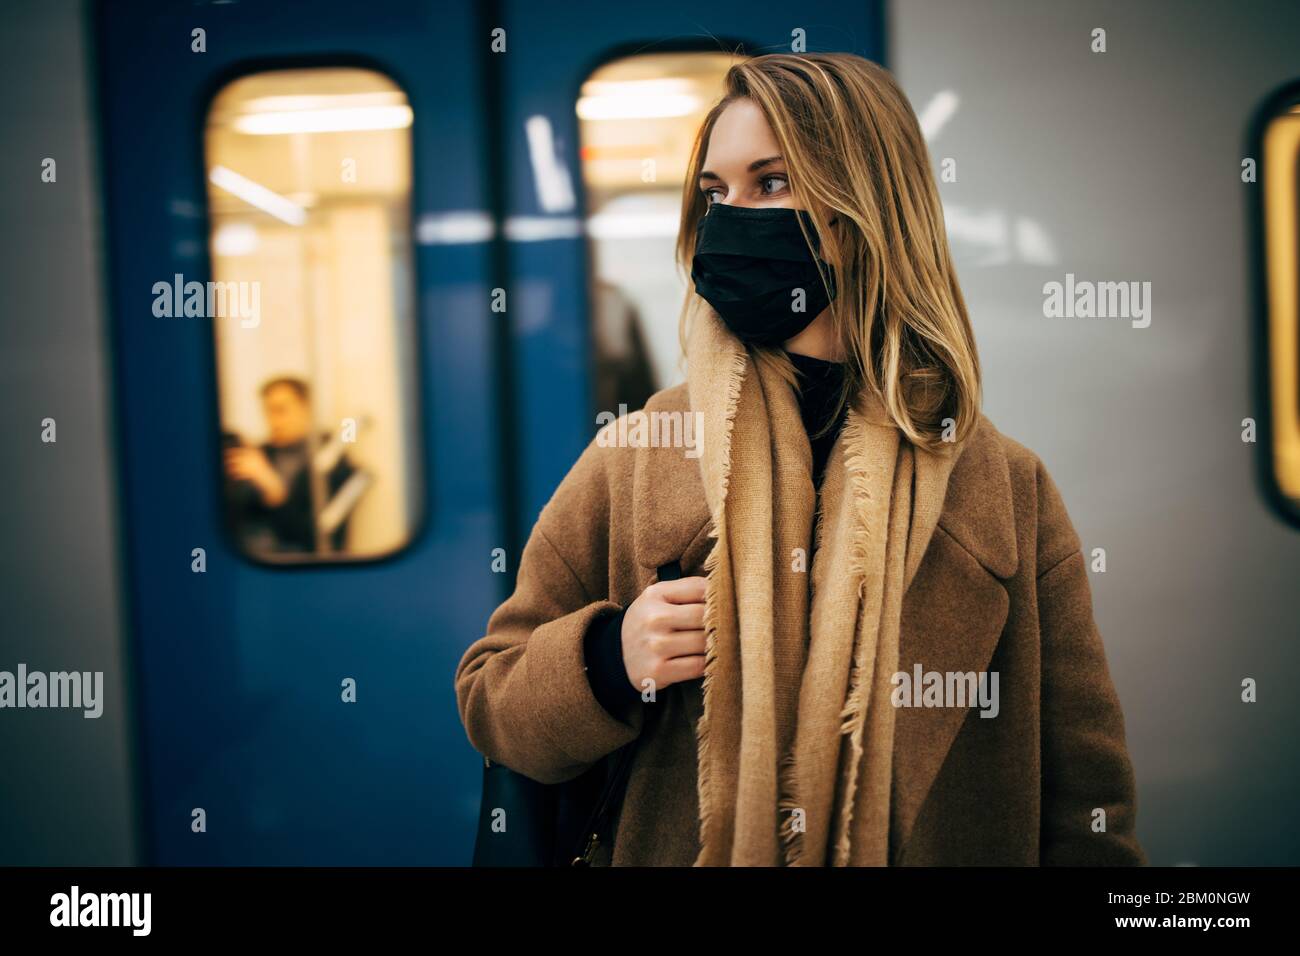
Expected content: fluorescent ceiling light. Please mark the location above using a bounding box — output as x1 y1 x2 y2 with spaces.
208 165 307 225
578 77 702 120
241 92 403 113
577 92 701 121
233 104 413 135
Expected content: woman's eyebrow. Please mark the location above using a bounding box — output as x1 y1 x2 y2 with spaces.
699 156 785 182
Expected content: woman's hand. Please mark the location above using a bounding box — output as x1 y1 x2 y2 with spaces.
620 576 708 697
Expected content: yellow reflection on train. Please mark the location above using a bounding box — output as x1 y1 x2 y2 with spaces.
1262 103 1300 509
205 68 420 562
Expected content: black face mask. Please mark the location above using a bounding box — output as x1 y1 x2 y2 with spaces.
690 203 837 347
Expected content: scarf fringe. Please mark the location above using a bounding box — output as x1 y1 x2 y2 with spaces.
832 411 889 865
780 421 840 867
692 337 749 867
835 411 880 739
777 749 803 865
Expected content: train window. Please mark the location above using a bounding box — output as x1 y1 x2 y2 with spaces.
204 67 421 563
1260 95 1300 521
577 52 744 413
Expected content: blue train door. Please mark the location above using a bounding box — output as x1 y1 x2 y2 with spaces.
96 0 883 865
96 0 504 864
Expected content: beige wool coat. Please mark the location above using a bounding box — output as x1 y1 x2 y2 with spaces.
454 382 1145 866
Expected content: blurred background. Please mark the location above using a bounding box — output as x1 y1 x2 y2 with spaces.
2 0 1298 865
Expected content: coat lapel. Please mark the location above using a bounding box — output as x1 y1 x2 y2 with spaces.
889 416 1019 860
633 435 713 574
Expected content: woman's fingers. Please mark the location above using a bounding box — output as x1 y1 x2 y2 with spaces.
652 629 706 660
652 601 705 632
656 575 708 604
659 653 707 685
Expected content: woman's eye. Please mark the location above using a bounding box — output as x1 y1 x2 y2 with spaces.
702 187 723 205
760 174 789 196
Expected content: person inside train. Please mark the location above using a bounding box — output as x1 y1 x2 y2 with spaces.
591 277 658 417
223 375 357 555
455 53 1144 866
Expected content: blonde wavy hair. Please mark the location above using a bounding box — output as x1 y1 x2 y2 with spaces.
675 52 981 448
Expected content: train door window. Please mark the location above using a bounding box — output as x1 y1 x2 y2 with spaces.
204 67 421 562
577 52 743 414
1260 93 1300 523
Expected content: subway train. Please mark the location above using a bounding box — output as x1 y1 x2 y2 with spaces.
4 0 1300 868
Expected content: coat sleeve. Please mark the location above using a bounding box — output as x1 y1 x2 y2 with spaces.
1033 462 1146 865
453 437 645 785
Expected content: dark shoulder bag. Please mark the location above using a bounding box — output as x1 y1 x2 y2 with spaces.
471 560 682 867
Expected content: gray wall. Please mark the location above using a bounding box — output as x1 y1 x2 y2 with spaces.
0 0 137 864
892 0 1300 864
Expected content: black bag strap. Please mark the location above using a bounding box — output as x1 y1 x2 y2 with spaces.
656 560 684 583
570 559 682 865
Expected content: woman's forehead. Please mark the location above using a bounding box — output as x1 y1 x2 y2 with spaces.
702 99 781 172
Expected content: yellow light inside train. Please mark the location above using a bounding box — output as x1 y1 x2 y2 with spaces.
205 67 421 562
234 104 413 135
577 78 701 120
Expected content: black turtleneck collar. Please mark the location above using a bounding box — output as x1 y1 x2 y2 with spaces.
786 350 848 488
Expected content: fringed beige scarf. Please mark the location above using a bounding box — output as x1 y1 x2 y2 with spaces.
686 305 961 866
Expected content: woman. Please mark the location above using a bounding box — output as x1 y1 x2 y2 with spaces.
455 53 1144 866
